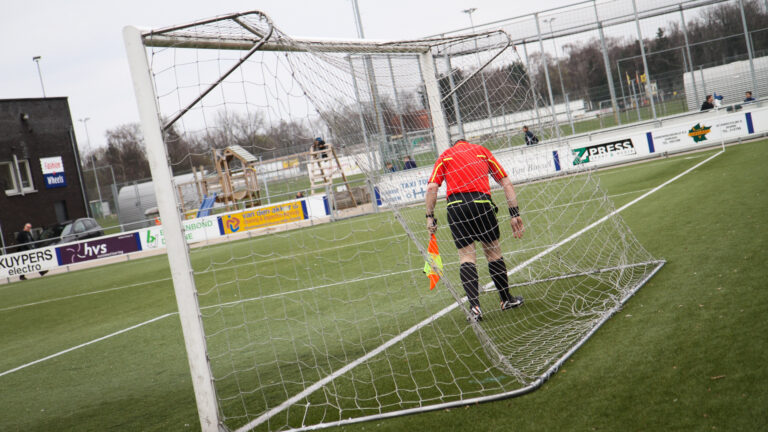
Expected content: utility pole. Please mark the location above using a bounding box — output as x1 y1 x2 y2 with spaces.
78 117 103 217
463 7 495 135
32 56 46 97
543 17 575 135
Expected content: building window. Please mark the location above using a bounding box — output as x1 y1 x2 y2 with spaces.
0 159 36 195
0 162 15 194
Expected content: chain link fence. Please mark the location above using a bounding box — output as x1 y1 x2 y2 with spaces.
95 0 767 234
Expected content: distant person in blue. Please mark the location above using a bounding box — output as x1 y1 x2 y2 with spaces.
744 91 756 103
386 162 396 172
313 137 328 158
403 156 417 170
523 125 539 146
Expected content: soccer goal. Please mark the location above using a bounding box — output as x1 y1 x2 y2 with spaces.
124 11 664 432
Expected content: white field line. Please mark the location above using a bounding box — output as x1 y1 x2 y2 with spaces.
0 278 172 313
0 313 175 378
0 153 719 385
235 149 724 432
0 188 651 313
234 302 462 432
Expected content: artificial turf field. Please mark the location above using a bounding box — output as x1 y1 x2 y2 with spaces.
1 139 766 431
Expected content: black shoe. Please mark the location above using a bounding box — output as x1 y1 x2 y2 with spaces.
468 305 483 322
39 271 48 276
501 296 524 310
19 275 27 281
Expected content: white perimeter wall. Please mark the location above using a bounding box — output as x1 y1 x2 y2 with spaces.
375 103 768 207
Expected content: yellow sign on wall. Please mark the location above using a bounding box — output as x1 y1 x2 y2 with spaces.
220 201 307 234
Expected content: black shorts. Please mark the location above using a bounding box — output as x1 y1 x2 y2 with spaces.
446 192 500 249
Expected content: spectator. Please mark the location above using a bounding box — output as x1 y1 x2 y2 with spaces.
523 126 539 146
296 191 305 199
313 137 328 158
713 93 724 108
700 95 714 111
386 162 396 173
744 91 756 103
403 156 417 170
15 222 48 280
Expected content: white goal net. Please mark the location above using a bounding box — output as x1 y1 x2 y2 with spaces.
124 11 664 432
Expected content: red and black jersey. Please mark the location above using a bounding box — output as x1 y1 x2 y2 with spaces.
428 140 507 196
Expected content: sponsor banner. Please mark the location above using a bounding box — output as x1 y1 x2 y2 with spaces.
140 215 221 249
44 172 67 188
40 156 64 174
494 149 558 182
219 201 307 235
374 147 557 208
40 156 67 189
306 151 381 181
570 139 636 166
376 170 432 207
56 233 142 265
0 247 58 278
650 112 754 152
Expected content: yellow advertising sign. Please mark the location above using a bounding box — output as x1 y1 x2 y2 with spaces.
220 201 306 234
282 158 300 169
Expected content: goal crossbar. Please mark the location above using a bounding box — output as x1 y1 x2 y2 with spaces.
140 10 510 55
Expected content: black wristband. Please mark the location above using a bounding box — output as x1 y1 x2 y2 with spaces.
509 206 520 218
426 213 434 219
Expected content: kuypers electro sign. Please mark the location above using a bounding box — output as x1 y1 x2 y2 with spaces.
572 139 636 165
0 247 58 278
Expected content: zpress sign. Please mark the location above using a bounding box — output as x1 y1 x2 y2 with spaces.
572 139 636 165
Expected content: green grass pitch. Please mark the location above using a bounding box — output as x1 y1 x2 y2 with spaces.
1 139 767 431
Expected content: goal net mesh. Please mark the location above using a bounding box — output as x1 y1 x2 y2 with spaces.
135 11 662 431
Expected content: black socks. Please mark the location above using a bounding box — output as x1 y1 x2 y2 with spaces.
488 259 512 303
459 262 480 308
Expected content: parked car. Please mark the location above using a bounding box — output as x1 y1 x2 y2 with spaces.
56 218 105 244
39 222 68 246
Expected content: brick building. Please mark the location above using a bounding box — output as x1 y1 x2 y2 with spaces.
0 97 89 253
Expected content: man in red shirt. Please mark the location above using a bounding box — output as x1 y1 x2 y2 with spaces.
425 140 524 322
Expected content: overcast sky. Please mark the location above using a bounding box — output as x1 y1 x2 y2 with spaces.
1 0 577 152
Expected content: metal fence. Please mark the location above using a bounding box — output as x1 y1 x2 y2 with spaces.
91 0 767 234
432 0 767 132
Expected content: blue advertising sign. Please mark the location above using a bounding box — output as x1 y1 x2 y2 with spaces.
44 173 67 188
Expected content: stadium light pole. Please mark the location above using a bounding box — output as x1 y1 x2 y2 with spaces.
463 8 495 134
592 1 621 125
679 5 700 109
631 0 657 120
351 0 387 166
78 117 103 216
32 56 46 98
738 0 759 98
535 13 561 141
543 18 575 135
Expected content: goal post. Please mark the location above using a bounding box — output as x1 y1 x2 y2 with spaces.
123 25 221 432
123 10 664 432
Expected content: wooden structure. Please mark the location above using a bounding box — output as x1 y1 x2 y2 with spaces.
212 145 262 210
308 142 357 207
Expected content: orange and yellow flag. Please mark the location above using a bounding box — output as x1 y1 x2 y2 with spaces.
422 234 443 290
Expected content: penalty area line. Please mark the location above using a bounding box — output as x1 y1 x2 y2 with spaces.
0 313 175 379
237 149 724 432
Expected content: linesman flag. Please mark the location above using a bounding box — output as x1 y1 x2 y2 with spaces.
422 234 443 290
